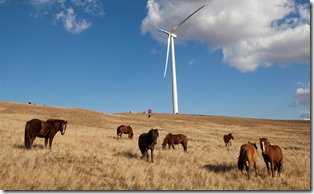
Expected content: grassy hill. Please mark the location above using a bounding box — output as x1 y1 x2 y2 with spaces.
0 101 310 190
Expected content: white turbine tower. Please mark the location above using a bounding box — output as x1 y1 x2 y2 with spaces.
149 5 205 114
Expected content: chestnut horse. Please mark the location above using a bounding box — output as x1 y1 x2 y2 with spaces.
117 125 134 139
162 133 188 152
237 142 258 179
223 133 234 147
24 119 67 150
138 129 159 162
260 138 283 177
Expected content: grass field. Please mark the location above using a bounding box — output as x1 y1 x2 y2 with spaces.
0 101 310 190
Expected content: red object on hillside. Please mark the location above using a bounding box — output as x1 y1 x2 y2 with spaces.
148 109 152 118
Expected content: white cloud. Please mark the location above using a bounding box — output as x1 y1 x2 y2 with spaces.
141 0 310 72
55 7 91 33
300 111 310 120
29 0 104 33
292 87 310 107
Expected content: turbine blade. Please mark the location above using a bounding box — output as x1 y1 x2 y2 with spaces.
164 35 171 78
171 5 205 33
147 22 170 35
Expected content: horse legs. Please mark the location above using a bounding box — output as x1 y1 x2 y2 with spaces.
30 136 36 148
270 161 275 177
254 161 258 176
150 148 154 163
245 161 251 179
182 142 187 152
277 162 283 177
48 137 54 150
171 143 175 150
45 138 48 148
117 133 121 140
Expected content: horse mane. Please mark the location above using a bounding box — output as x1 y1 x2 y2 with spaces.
46 119 67 124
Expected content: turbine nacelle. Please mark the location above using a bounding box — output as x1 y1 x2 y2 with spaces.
170 33 177 39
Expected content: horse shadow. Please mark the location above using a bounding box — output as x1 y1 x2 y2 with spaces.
203 163 236 173
115 151 138 159
12 144 45 150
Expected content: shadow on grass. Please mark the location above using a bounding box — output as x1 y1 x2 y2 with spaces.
203 163 236 173
115 151 138 159
12 144 45 150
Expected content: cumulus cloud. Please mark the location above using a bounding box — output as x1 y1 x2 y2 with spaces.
292 82 310 119
55 7 91 34
300 111 310 120
292 87 310 107
141 0 310 72
29 0 104 33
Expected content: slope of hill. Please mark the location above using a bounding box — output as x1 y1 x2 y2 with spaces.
0 101 310 190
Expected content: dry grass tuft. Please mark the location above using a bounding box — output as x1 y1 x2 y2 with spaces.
0 101 310 190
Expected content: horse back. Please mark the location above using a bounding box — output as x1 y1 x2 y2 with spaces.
117 125 132 133
270 145 283 162
26 119 45 136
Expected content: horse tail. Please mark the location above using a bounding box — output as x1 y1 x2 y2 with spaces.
24 121 31 149
237 147 246 171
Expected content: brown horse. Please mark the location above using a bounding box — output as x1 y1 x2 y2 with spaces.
260 138 283 177
223 133 234 147
117 125 133 139
162 133 188 152
237 141 258 179
24 118 68 150
138 129 159 162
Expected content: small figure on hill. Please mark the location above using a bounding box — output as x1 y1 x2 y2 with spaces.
148 109 152 118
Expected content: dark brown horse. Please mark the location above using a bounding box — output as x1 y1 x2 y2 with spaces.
24 119 68 150
138 129 159 162
117 125 134 139
223 133 234 147
260 138 283 177
237 141 258 179
162 133 188 152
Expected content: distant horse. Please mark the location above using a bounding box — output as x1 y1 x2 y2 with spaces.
117 125 134 139
260 138 283 177
162 133 188 152
237 141 258 179
138 129 159 162
24 119 68 150
223 133 234 147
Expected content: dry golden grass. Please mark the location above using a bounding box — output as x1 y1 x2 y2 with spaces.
0 101 310 190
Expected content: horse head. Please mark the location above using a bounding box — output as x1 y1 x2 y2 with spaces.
230 133 234 140
148 129 159 145
259 138 268 154
60 120 68 135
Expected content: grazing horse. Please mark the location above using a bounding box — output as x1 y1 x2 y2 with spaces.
138 129 159 162
24 118 67 150
223 133 234 147
237 142 258 179
117 125 134 139
162 133 188 152
260 138 283 177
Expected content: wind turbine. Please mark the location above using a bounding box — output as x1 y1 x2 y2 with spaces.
149 5 205 114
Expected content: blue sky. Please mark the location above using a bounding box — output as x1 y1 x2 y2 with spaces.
0 0 310 120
